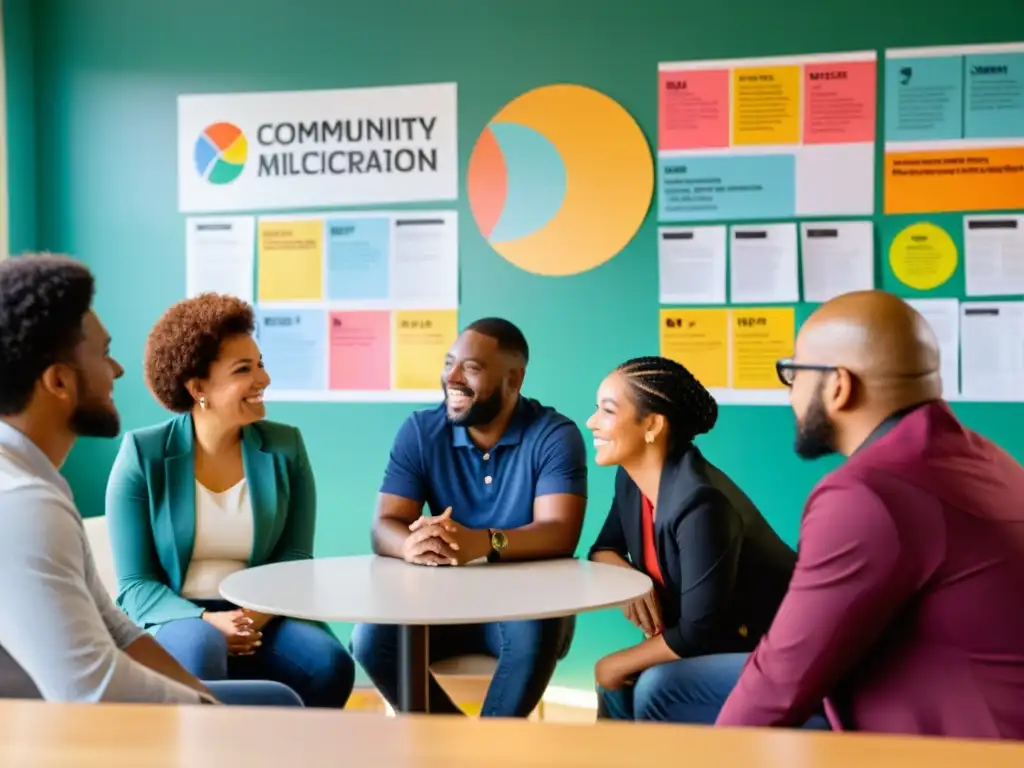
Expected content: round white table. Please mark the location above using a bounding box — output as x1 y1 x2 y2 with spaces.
220 555 652 713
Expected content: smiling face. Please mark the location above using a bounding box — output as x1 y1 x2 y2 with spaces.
65 310 125 438
586 371 652 467
441 330 520 427
189 333 270 426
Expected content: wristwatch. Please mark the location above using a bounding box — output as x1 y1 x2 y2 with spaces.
487 529 508 562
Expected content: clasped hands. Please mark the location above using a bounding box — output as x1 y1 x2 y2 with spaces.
402 506 491 566
202 608 272 656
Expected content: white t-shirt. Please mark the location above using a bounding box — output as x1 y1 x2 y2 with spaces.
181 479 254 599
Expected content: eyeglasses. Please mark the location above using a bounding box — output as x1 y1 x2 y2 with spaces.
775 358 838 387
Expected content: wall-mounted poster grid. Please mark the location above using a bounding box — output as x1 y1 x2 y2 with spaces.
657 50 877 222
884 42 1024 215
186 210 459 402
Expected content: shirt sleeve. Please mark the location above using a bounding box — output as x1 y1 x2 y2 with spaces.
661 488 743 659
269 427 316 562
0 489 202 704
716 482 918 727
535 420 588 498
379 414 427 502
85 545 145 650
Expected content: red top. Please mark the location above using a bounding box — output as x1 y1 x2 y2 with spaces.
717 401 1024 739
641 494 665 588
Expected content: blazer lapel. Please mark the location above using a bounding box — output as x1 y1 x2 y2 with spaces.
242 425 277 565
163 414 196 591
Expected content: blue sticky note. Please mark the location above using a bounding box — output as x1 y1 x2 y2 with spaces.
658 154 795 222
326 217 390 301
965 52 1024 139
884 56 964 141
255 308 326 391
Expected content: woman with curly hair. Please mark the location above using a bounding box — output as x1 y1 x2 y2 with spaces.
584 356 807 725
104 293 355 708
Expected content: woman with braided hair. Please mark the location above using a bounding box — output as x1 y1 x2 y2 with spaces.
586 356 809 724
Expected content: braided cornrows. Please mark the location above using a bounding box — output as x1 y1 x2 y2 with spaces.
616 356 718 455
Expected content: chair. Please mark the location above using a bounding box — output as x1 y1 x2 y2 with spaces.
82 515 118 598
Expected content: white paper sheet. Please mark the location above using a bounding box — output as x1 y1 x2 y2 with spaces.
185 216 255 302
389 212 459 308
964 215 1024 297
960 302 1024 401
658 226 727 304
906 298 960 398
729 223 799 304
800 220 875 303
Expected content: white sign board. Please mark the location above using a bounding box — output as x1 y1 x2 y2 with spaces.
178 82 458 213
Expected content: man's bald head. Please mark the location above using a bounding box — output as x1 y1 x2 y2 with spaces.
788 291 942 458
797 290 941 385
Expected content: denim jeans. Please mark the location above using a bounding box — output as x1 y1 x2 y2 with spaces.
156 599 355 708
598 652 831 728
205 680 303 707
350 616 574 717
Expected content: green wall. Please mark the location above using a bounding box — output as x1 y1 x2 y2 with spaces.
6 0 1024 691
2 0 36 253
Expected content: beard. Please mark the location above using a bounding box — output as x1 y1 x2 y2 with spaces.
443 380 504 427
69 371 120 438
794 380 836 460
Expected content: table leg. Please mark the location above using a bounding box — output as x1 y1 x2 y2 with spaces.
398 624 429 713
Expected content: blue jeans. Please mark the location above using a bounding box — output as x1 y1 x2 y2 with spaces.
350 617 573 717
205 680 303 707
156 600 355 709
598 652 831 728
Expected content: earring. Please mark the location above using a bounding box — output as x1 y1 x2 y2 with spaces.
645 432 654 444
198 396 207 410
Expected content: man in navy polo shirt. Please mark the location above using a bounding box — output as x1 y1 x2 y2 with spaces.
350 317 588 718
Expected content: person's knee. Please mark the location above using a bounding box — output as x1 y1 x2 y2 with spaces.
311 639 356 695
349 623 396 677
209 680 304 708
631 664 677 719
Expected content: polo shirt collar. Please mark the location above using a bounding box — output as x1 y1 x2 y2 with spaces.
853 400 933 455
451 395 526 449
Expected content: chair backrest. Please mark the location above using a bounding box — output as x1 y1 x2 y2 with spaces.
82 515 118 598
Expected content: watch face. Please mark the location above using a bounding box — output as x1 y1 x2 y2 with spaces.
492 531 508 550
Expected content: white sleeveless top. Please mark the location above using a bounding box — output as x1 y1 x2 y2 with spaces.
180 479 255 599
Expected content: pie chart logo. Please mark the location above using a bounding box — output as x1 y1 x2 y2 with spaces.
468 84 653 276
194 122 247 185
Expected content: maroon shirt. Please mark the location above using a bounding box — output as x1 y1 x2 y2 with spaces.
717 401 1024 738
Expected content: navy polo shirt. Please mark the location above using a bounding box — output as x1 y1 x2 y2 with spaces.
380 396 588 529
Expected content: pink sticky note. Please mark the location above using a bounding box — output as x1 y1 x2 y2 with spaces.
659 69 730 150
803 60 877 144
328 311 391 390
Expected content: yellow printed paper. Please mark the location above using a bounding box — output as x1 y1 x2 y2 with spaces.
732 65 801 145
731 308 795 389
888 222 957 290
257 220 324 301
394 310 459 390
659 309 729 389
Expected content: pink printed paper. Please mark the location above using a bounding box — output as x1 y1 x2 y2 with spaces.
659 69 730 150
803 60 877 144
328 311 391 390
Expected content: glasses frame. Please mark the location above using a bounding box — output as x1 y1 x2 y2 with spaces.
775 358 838 387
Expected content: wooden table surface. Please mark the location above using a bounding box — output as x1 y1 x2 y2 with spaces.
1 700 1022 767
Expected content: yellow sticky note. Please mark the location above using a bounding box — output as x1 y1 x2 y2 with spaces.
257 220 324 301
732 65 801 145
394 310 459 390
731 308 795 389
888 222 957 291
659 309 729 389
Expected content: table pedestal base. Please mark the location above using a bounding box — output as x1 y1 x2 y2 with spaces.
398 624 429 713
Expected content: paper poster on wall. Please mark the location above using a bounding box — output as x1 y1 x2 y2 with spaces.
799 220 875 302
964 214 1024 296
178 82 458 213
960 302 1024 401
729 223 800 304
657 50 876 222
467 84 653 276
906 298 960 398
657 226 727 304
659 307 794 403
888 221 958 290
185 216 255 301
883 43 1024 214
253 209 458 402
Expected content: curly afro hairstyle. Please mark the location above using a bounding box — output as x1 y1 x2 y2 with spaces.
0 253 95 415
145 293 255 413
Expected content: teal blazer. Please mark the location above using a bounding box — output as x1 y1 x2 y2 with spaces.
104 413 316 631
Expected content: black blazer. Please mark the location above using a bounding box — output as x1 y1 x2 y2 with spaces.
589 445 796 659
